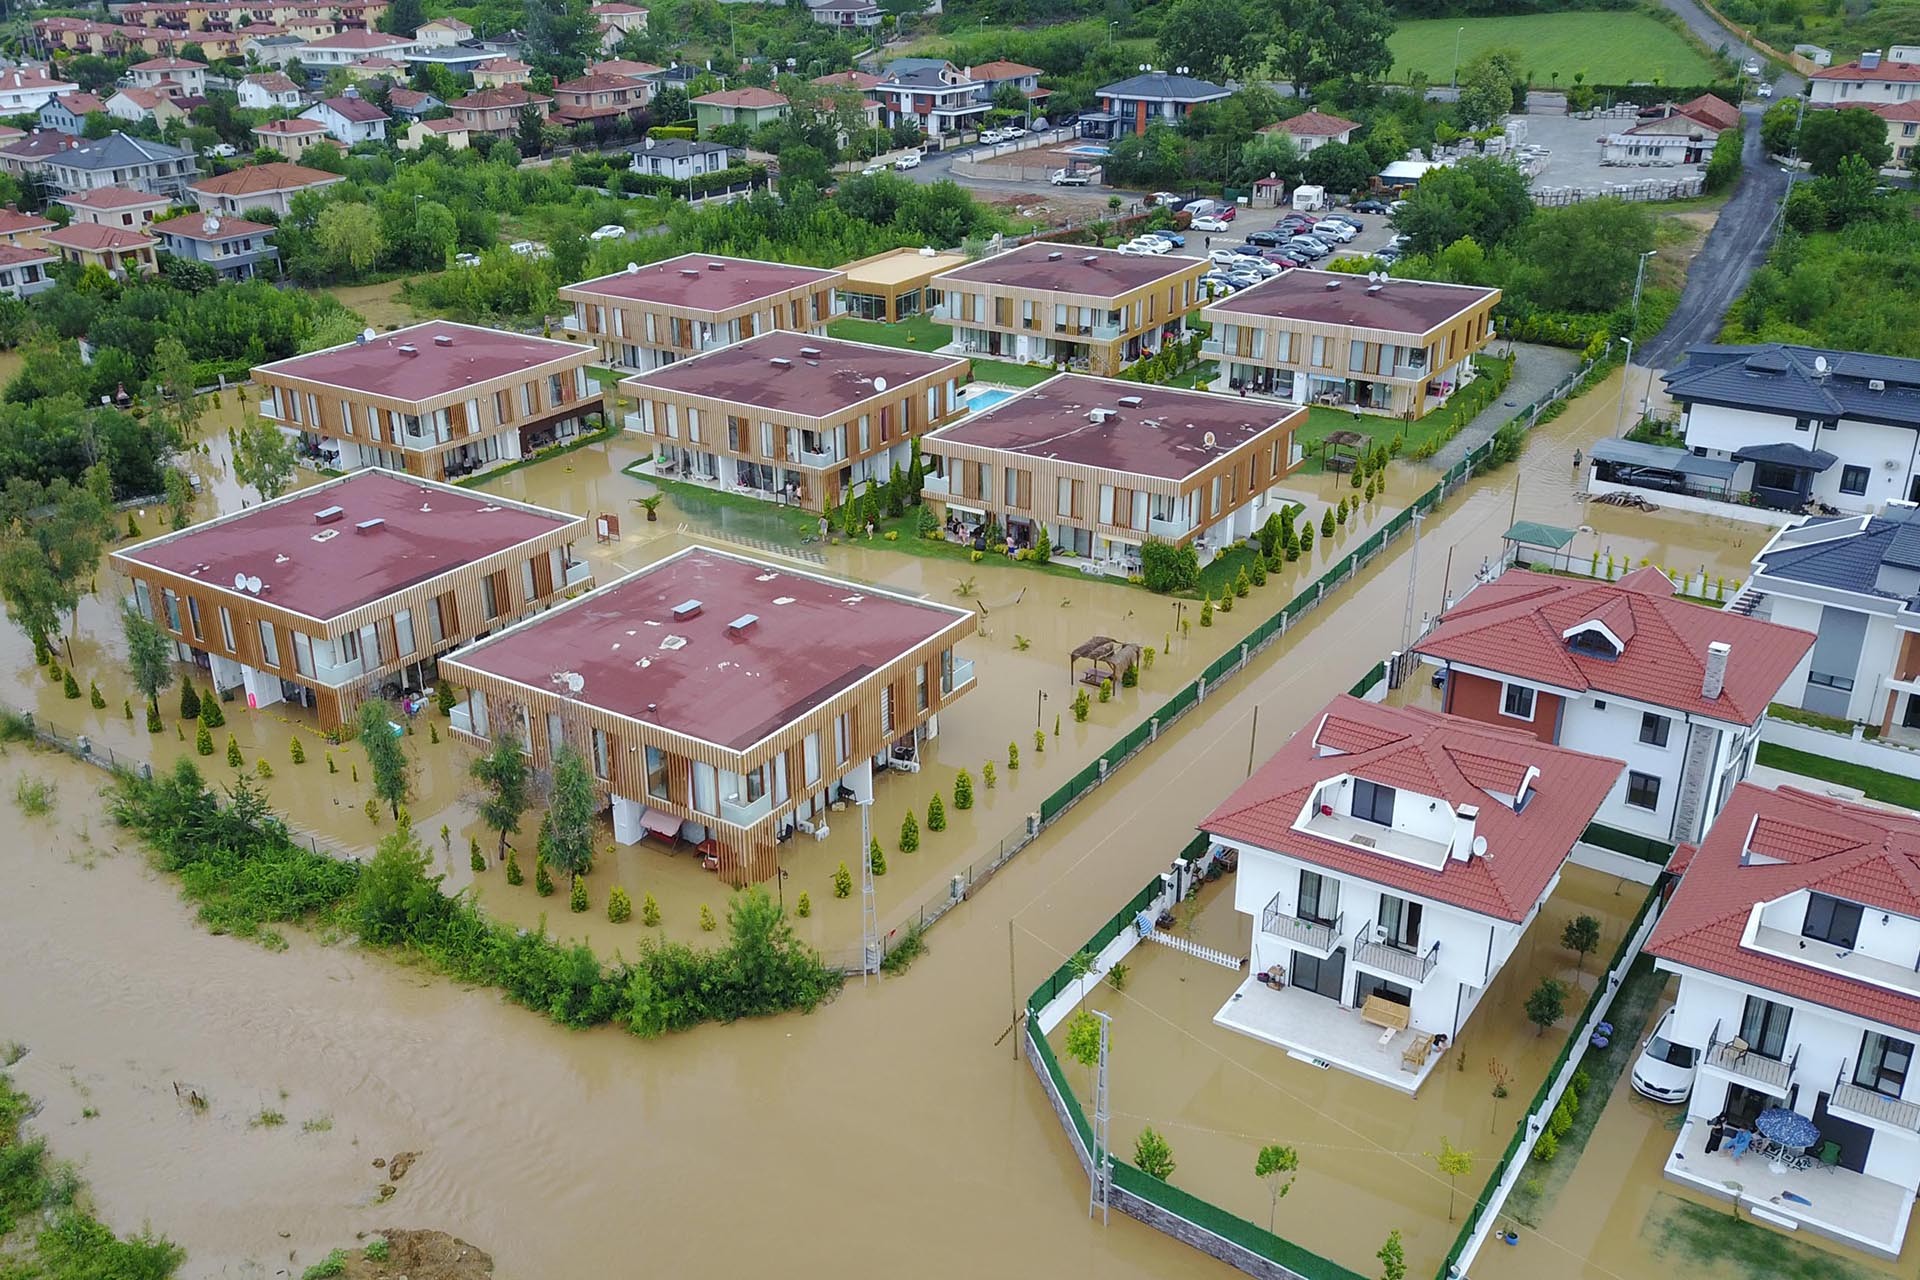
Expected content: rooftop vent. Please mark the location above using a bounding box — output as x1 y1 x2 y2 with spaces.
432 333 453 347
1863 49 1883 69
679 268 701 277
1871 379 1887 391
310 528 339 543
770 356 792 368
1117 394 1143 408
354 517 385 534
659 635 687 651
396 343 418 356
1083 255 1098 265
1323 280 1341 291
1087 407 1115 424
798 346 822 358
671 598 703 621
727 613 758 636
1365 284 1383 295
706 261 726 271
313 504 345 524
1047 250 1063 261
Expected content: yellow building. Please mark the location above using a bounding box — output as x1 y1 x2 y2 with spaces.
836 245 969 322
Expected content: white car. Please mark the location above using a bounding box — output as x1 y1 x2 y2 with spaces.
1629 1007 1698 1103
1191 215 1232 233
1116 240 1154 255
589 224 627 241
205 142 238 158
1314 221 1356 242
860 162 886 176
1130 236 1172 254
1757 82 1774 98
980 128 1007 144
1002 123 1025 136
508 240 549 258
893 152 922 171
454 252 481 267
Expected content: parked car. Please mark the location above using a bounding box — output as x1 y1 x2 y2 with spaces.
1237 257 1280 278
1244 229 1287 247
589 224 627 241
1215 203 1237 221
1258 251 1301 268
454 252 481 267
508 240 548 258
1183 198 1222 216
1002 123 1026 136
1744 59 1762 76
1319 214 1364 231
1286 236 1329 259
1374 247 1402 265
1351 198 1389 214
893 151 922 170
1050 168 1090 186
1152 191 1183 208
1314 221 1356 242
1757 82 1774 98
1629 1008 1698 1103
1209 248 1245 267
861 162 887 176
1116 240 1151 255
1146 230 1186 247
205 142 238 158
1190 215 1232 232
1201 271 1239 292
1132 236 1172 254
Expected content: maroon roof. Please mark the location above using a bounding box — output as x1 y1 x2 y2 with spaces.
1267 109 1359 137
115 469 580 621
445 546 974 751
45 223 153 251
1649 783 1920 1033
563 253 841 311
1673 92 1740 131
254 321 594 405
1414 568 1815 726
1202 697 1622 920
693 87 787 109
1814 57 1920 81
623 332 965 418
927 374 1298 482
156 213 273 241
0 243 53 266
60 185 167 210
1206 269 1499 335
314 94 386 122
0 208 52 235
936 241 1206 299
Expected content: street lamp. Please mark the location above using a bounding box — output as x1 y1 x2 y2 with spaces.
1451 26 1464 92
1035 688 1048 727
1614 337 1636 435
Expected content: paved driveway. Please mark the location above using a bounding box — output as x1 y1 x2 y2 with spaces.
1425 342 1583 472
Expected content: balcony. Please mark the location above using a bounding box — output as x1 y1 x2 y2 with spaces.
1831 1077 1920 1135
1352 933 1441 986
942 657 975 696
921 472 952 497
1703 1032 1795 1098
1298 805 1452 870
1261 894 1342 959
1147 514 1194 540
563 559 592 589
1748 921 1920 1001
797 446 840 468
1091 320 1121 341
719 789 773 827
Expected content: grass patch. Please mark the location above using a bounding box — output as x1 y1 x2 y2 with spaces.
1291 356 1511 474
879 921 927 973
457 420 619 489
300 1115 333 1134
1644 1191 1878 1280
2 1041 25 1066
250 1109 286 1128
1386 13 1717 85
13 775 54 816
301 1249 349 1279
1764 702 1863 736
826 315 1059 388
1506 955 1669 1227
1755 742 1920 811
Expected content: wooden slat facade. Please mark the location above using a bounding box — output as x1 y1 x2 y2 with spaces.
560 274 844 368
442 611 978 884
934 257 1210 376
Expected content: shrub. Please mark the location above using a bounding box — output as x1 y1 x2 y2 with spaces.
606 885 633 923
364 797 380 824
325 750 336 773
1135 1126 1176 1181
436 682 456 716
199 695 224 729
1121 663 1138 688
1139 539 1200 593
506 850 523 884
1532 1130 1559 1162
1200 597 1214 627
954 768 974 810
1073 687 1091 721
429 722 439 744
289 736 305 764
1321 508 1335 538
87 679 105 708
1570 1067 1591 1095
365 1238 390 1263
1034 727 1046 753
225 734 242 767
900 809 920 853
123 698 133 720
570 874 589 913
1250 553 1267 587
1218 587 1233 614
535 858 554 896
1008 740 1019 771
470 838 486 873
642 890 661 925
146 700 163 732
927 792 946 831
1234 565 1250 598
869 836 887 876
796 891 812 917
195 723 214 756
832 861 853 898
698 903 718 931
179 679 201 720
983 760 996 788
256 759 273 779
1099 678 1112 703
1299 524 1314 553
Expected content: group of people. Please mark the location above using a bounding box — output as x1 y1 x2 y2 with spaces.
1703 1113 1755 1160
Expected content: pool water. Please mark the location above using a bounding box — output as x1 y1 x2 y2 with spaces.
1062 144 1109 157
964 386 1018 414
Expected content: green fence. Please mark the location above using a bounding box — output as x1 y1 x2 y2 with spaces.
1027 871 1172 1013
1579 822 1677 866
1110 1161 1371 1280
1348 662 1385 698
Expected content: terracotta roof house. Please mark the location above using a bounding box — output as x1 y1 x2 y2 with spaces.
299 90 388 144
252 117 336 160
472 56 531 89
450 84 552 139
0 205 55 248
238 71 302 110
691 87 789 137
812 69 881 91
44 221 158 277
1648 781 1920 1259
1414 566 1815 846
1261 109 1360 152
589 58 666 83
550 73 648 125
57 185 170 228
0 242 55 298
1204 695 1621 1090
1811 47 1920 105
190 161 345 217
154 210 278 280
0 67 78 114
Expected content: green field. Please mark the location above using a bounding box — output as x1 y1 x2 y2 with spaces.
1388 12 1718 86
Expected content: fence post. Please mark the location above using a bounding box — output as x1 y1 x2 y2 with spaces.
1197 676 1207 702
1149 717 1159 742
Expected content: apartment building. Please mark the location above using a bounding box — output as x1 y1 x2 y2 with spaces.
623 331 968 512
1079 69 1230 140
1414 567 1815 846
42 131 197 197
295 30 422 67
154 212 278 280
1207 695 1620 1091
110 468 589 730
1809 47 1920 105
252 321 606 482
921 374 1302 568
1649 782 1920 1259
440 545 977 883
932 242 1208 376
560 253 844 372
1203 269 1502 420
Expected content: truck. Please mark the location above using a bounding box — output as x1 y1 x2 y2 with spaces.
1050 168 1090 186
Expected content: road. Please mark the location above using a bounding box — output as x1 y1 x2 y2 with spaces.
1655 0 1806 97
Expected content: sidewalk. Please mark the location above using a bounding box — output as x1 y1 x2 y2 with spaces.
1426 342 1582 473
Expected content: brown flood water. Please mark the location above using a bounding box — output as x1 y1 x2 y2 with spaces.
0 367 1791 1279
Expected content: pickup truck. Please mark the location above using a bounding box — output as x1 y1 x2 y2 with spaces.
1050 168 1090 186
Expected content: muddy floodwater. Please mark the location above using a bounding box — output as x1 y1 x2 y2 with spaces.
0 366 1806 1279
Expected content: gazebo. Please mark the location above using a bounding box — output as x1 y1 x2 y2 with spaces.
1501 520 1579 572
1321 429 1370 473
1070 635 1141 688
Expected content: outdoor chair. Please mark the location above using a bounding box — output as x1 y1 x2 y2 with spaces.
1818 1141 1842 1173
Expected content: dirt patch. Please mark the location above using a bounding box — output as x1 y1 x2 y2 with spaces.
339 1229 493 1280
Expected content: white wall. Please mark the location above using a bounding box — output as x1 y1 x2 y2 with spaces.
1559 694 1735 841
1682 401 1920 514
1765 594 1900 723
1666 965 1920 1192
1762 716 1920 777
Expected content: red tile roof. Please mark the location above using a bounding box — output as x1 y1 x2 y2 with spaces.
60 185 167 210
591 58 665 78
1649 783 1920 1033
243 72 299 93
0 208 54 236
1413 567 1814 726
130 56 204 71
156 212 273 240
1674 92 1740 131
1201 696 1622 921
192 161 343 197
45 222 155 251
0 243 54 267
1813 57 1920 81
967 59 1041 79
1267 109 1359 137
55 91 108 115
455 86 552 111
314 94 387 122
1868 100 1920 122
255 118 330 135
812 69 880 90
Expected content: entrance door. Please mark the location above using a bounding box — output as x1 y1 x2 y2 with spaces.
1721 1082 1782 1131
1904 694 1920 731
1291 946 1345 1001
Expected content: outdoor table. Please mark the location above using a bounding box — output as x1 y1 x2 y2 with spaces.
1756 1108 1820 1171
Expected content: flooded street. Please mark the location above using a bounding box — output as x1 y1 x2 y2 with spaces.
0 365 1785 1278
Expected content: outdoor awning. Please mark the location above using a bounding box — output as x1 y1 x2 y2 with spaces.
1503 521 1578 550
1733 442 1839 472
638 807 680 839
1590 437 1739 481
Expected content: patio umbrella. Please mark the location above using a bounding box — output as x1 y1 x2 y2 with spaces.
1755 1108 1820 1149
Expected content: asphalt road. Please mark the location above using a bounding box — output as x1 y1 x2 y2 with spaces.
1656 0 1806 97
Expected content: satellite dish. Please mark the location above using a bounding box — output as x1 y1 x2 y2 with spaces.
244 575 262 594
361 326 376 343
625 261 639 273
232 572 247 590
873 375 888 393
1471 834 1489 857
1202 430 1216 448
1814 355 1829 374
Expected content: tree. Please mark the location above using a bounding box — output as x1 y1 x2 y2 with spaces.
313 202 384 278
378 0 427 35
1428 1137 1473 1221
1134 1126 1176 1181
1512 199 1655 312
1377 1228 1407 1280
147 334 202 441
1254 1144 1299 1231
470 728 532 859
0 477 111 656
1799 106 1892 177
1561 913 1602 972
1301 141 1375 194
163 466 192 529
546 744 597 877
356 697 411 819
1456 49 1521 129
524 0 599 78
1393 156 1534 256
1525 976 1567 1036
1760 99 1801 156
232 414 298 501
356 814 448 945
516 104 548 156
1157 0 1257 82
776 142 830 204
122 602 175 721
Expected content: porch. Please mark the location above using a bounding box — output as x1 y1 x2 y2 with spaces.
1213 974 1444 1094
1665 1113 1917 1260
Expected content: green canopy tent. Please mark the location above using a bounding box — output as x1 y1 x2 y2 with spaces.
1502 520 1580 573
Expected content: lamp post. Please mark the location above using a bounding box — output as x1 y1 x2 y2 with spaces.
1616 249 1656 436
1036 688 1048 727
1614 336 1635 436
1451 26 1464 93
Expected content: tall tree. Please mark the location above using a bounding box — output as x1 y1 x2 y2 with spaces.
0 477 111 658
122 601 175 719
524 0 599 79
1157 0 1256 82
147 334 202 442
313 202 384 278
378 0 427 36
357 697 412 818
1393 156 1534 255
1799 106 1893 177
1511 198 1654 312
470 727 532 859
232 414 298 502
544 745 596 877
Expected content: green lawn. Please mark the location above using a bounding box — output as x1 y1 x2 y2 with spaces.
1755 743 1920 811
1288 355 1512 475
1387 13 1717 86
827 315 1065 388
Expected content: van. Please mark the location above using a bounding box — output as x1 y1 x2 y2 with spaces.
1183 198 1221 217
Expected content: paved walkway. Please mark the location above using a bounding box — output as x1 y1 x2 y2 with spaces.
1425 342 1582 473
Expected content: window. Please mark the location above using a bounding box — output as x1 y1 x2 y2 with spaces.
1840 465 1870 496
880 684 894 735
256 620 280 668
645 745 670 801
1807 668 1854 692
1625 771 1660 810
339 629 360 663
292 632 313 676
133 579 152 621
1739 994 1792 1060
802 732 820 787
1855 1030 1914 1098
1639 712 1670 748
1351 778 1395 825
1501 683 1534 720
1794 416 1811 432
940 648 955 695
1297 869 1338 924
1802 892 1863 948
590 728 610 780
218 606 235 652
481 574 500 620
833 711 849 764
1377 895 1422 949
744 762 767 804
915 662 928 712
393 609 415 658
161 588 180 631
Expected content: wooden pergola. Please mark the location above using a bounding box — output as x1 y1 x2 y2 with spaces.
1321 429 1371 474
1070 635 1141 687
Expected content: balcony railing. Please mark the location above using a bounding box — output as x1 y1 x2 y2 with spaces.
1091 320 1120 341
1261 894 1341 955
1147 514 1193 540
1832 1065 1920 1134
1352 927 1440 986
563 559 592 589
942 658 975 696
719 789 772 827
921 472 952 497
798 446 840 468
1705 1026 1796 1097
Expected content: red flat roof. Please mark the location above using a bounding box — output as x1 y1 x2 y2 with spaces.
1414 567 1815 726
563 253 841 311
622 331 966 418
936 241 1205 298
1649 783 1920 1033
927 374 1298 482
446 546 973 751
1201 696 1622 921
113 469 580 621
254 320 594 405
1206 269 1499 336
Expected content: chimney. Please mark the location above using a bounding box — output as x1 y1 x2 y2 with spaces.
1450 803 1480 862
1702 641 1730 700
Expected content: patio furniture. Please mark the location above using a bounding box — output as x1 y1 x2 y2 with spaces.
1360 994 1410 1032
1401 1031 1435 1072
1818 1141 1842 1173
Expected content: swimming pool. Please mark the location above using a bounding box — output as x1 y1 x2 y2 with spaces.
964 386 1018 414
1061 144 1110 158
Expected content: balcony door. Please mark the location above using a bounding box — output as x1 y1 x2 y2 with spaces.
1290 947 1344 1002
1298 870 1338 927
1378 895 1422 950
1738 994 1792 1061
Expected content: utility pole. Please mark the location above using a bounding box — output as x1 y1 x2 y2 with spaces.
1451 26 1465 93
1400 507 1423 651
1088 1010 1113 1224
859 799 877 982
1246 703 1260 776
1614 336 1636 436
